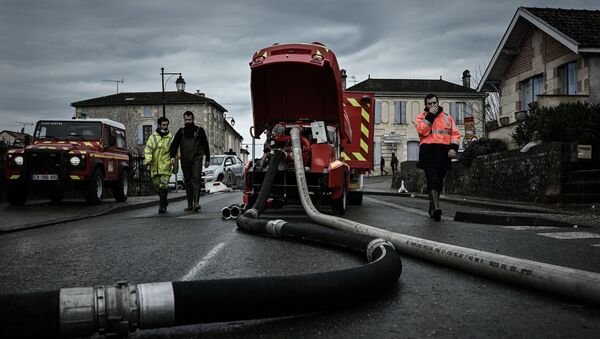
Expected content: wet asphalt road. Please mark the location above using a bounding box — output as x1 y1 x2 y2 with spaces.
1 192 599 338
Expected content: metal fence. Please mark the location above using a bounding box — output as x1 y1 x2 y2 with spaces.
129 151 153 196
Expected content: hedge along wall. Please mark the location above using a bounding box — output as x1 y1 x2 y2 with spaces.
444 142 577 203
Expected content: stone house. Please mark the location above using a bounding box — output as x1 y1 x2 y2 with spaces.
346 77 485 171
71 91 243 157
0 130 31 147
478 7 600 148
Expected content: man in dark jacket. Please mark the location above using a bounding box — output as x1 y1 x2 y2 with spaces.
169 111 211 212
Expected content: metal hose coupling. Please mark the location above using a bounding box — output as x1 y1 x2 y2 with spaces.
230 204 242 219
366 238 395 262
59 282 174 338
265 219 287 237
221 206 232 219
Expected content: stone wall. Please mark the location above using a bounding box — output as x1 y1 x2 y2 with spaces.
395 142 577 203
444 142 575 203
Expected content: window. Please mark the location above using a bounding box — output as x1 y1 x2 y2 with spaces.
116 131 126 149
375 100 382 124
142 125 152 144
562 62 577 95
522 74 544 110
144 106 152 118
224 157 234 166
450 102 465 125
394 101 406 124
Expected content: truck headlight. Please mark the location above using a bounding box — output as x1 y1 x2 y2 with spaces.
69 156 81 166
14 156 24 166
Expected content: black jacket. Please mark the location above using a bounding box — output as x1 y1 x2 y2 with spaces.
169 124 210 162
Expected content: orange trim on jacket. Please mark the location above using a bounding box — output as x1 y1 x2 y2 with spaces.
415 111 461 147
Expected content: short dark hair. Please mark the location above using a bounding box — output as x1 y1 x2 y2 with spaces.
157 116 169 125
424 93 438 105
183 111 194 119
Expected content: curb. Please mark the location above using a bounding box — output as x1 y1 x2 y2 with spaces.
0 195 188 235
453 211 589 228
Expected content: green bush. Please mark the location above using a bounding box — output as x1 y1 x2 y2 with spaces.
512 102 600 147
461 138 508 167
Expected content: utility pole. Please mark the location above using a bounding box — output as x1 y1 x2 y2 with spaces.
102 79 124 93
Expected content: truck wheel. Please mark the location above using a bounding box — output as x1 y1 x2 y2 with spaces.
113 169 128 202
332 183 347 216
348 191 363 205
86 168 104 205
6 181 28 206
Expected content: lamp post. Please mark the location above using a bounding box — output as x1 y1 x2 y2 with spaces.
224 115 236 126
161 67 186 117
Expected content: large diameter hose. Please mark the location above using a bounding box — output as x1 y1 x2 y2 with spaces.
0 142 402 338
289 127 600 305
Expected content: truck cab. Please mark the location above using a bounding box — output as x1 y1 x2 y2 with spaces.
4 118 130 205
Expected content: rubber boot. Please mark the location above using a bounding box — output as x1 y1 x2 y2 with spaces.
193 186 201 212
158 189 168 214
184 188 194 211
428 191 435 217
431 189 442 221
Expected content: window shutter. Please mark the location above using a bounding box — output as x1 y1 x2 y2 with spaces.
394 102 401 124
375 101 382 123
401 101 406 124
450 102 457 122
137 125 143 145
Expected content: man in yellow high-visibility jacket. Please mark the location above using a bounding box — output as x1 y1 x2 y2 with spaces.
144 116 175 213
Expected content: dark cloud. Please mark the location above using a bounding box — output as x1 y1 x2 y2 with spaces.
2 0 599 143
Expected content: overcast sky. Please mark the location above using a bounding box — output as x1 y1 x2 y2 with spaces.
1 0 599 146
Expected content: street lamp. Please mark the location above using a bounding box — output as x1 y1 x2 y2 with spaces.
224 115 235 126
161 67 186 117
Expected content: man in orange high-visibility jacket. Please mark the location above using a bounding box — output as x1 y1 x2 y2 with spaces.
415 93 461 221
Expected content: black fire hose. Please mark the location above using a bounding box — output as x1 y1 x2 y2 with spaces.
0 146 402 338
247 149 286 213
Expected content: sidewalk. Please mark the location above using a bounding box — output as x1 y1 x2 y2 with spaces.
363 174 600 228
0 192 187 234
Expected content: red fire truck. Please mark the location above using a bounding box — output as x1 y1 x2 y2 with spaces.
243 42 374 214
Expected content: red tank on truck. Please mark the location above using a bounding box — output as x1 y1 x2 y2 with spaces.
243 42 374 215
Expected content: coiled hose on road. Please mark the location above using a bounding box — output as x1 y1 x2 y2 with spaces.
0 149 403 338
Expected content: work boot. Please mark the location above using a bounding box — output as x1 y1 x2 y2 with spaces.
158 189 168 214
193 187 201 212
431 189 442 221
184 188 194 211
428 191 435 217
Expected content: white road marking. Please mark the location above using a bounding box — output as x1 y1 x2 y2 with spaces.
365 196 453 220
503 226 560 231
181 242 226 281
592 244 600 247
537 232 600 240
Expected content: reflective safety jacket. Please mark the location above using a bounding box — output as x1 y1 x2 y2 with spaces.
415 107 461 168
416 109 461 146
144 130 174 176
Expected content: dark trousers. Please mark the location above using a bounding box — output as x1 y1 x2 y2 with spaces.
181 157 203 192
424 167 447 192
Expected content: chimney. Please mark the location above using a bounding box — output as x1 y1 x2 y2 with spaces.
462 70 471 88
341 69 347 90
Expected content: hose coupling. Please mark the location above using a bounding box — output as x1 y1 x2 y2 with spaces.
221 206 232 219
266 219 287 237
366 238 395 262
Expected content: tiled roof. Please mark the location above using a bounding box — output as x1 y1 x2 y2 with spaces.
346 78 480 95
523 7 600 48
71 91 227 112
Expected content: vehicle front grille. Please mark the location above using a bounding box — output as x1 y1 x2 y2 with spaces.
26 151 65 175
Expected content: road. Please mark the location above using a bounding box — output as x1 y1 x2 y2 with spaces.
1 192 599 338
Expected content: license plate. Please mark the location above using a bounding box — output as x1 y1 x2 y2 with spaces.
32 174 58 181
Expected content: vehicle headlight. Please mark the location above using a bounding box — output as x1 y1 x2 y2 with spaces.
69 156 81 166
14 156 24 166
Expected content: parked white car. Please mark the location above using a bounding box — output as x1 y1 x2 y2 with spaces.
203 154 245 185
